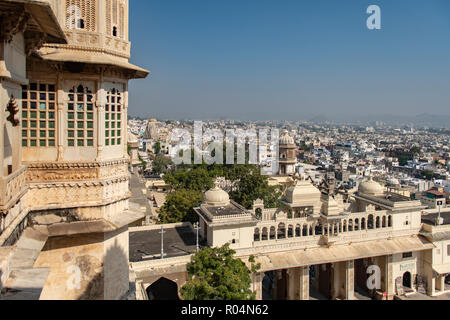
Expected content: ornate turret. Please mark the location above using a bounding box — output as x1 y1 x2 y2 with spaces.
38 0 148 78
279 131 296 176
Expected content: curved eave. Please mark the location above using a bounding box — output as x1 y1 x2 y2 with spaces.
37 48 150 79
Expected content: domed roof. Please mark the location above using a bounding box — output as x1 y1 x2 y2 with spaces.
280 131 294 145
358 177 384 196
204 184 230 206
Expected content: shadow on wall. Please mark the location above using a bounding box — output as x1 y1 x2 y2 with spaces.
76 238 129 300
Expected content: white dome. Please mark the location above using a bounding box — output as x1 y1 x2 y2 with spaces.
204 185 230 206
280 132 294 145
358 178 384 196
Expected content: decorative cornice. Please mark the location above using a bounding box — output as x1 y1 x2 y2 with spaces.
26 159 129 169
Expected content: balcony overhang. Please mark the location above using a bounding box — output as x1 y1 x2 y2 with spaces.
36 47 150 79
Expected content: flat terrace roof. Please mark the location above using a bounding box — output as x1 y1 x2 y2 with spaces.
129 226 198 262
422 211 450 226
380 193 411 202
205 204 245 217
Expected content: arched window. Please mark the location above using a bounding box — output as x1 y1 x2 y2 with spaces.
288 225 294 238
348 219 354 232
382 216 387 228
376 216 381 229
354 219 360 231
67 85 94 147
105 88 123 146
262 228 268 241
295 225 301 237
343 220 347 232
277 223 286 239
368 215 374 230
21 83 56 147
302 225 308 237
254 228 260 242
361 218 366 230
388 216 392 227
269 227 276 240
106 0 126 39
65 0 97 32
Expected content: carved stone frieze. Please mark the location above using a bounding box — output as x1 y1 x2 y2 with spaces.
26 161 129 183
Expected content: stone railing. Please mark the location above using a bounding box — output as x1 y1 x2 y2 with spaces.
0 166 27 208
252 210 398 247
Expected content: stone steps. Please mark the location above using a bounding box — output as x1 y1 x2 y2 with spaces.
0 226 49 300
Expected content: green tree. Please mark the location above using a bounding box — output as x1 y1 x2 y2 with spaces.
421 170 435 180
158 189 202 224
230 167 282 209
138 155 147 171
410 146 421 155
151 155 173 175
154 141 161 155
398 155 410 166
163 167 214 192
180 244 260 300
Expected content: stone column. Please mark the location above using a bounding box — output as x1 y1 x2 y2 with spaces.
331 263 340 300
122 82 128 157
56 73 65 161
286 269 295 300
436 275 445 292
298 266 310 300
286 267 310 300
251 272 263 300
344 260 355 300
96 72 106 161
272 270 278 300
331 261 354 300
384 255 394 300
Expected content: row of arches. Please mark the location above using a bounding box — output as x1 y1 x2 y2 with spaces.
253 215 393 242
254 223 315 242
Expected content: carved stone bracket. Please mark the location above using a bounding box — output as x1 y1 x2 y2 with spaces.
5 95 20 126
0 11 30 43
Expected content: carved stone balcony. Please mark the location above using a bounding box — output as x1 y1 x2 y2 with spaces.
43 29 131 59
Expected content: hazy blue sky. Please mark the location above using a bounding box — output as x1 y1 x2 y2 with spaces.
128 0 450 120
